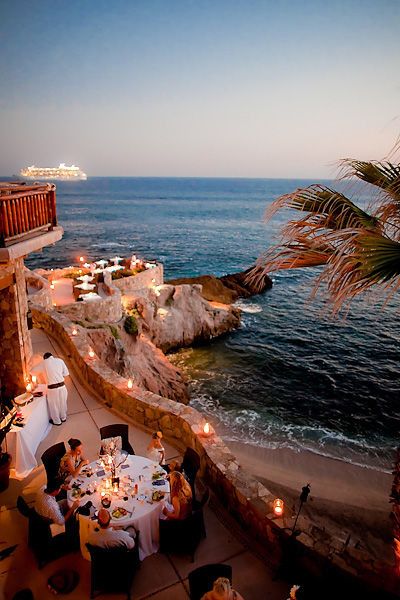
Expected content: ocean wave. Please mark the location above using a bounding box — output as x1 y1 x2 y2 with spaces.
233 301 263 314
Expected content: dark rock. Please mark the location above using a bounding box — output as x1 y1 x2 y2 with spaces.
168 267 272 304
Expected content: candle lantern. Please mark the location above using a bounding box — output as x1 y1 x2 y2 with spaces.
88 348 95 359
71 328 77 336
273 498 284 517
127 378 133 390
200 422 213 437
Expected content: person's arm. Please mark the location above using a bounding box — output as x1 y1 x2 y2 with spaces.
64 499 80 523
61 360 69 378
164 496 181 520
66 455 86 478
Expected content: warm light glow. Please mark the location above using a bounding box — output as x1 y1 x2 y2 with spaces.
72 328 77 336
127 378 133 389
113 482 119 493
273 498 284 517
26 383 32 392
50 283 55 290
88 348 95 358
203 422 210 435
79 256 84 263
53 302 57 307
32 375 37 384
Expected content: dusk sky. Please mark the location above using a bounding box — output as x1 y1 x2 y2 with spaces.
1 0 399 178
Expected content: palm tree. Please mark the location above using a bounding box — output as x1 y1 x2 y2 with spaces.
251 157 400 313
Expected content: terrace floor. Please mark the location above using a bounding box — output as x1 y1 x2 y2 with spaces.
0 328 290 600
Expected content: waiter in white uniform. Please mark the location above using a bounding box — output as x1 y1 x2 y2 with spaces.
40 352 70 426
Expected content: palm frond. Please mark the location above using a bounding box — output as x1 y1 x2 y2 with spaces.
339 159 400 202
266 184 379 231
325 232 400 312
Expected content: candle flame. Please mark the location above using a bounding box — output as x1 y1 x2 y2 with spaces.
127 378 133 389
79 256 84 262
273 498 284 516
203 422 210 435
26 382 32 392
88 348 95 358
72 328 77 336
32 375 37 384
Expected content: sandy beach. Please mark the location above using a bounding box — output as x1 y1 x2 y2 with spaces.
229 441 394 562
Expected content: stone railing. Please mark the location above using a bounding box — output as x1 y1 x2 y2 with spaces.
30 305 399 597
112 264 164 293
25 268 52 309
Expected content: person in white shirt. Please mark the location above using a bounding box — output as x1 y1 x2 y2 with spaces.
35 352 69 426
87 508 136 550
34 478 79 526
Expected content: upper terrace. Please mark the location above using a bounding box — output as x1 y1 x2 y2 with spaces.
0 182 63 261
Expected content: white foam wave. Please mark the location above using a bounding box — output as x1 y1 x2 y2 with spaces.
233 301 263 314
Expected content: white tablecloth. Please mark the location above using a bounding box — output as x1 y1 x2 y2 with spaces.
8 385 51 479
69 455 169 561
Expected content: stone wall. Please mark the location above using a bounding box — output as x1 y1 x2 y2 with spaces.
56 270 122 323
31 305 399 597
25 268 52 309
0 259 32 395
112 264 163 293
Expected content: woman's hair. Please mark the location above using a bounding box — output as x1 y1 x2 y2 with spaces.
213 578 231 596
169 471 192 502
68 438 82 451
152 430 163 439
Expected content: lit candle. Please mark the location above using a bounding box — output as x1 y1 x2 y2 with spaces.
88 348 95 359
273 498 284 517
79 256 84 263
26 382 32 392
203 422 210 435
32 375 37 385
113 483 118 493
72 328 77 336
50 283 55 290
105 479 110 489
127 378 133 389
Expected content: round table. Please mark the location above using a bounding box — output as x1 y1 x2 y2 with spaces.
68 455 169 561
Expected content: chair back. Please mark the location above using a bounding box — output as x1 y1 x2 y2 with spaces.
182 447 201 501
17 495 32 518
86 537 139 598
159 505 206 562
188 563 233 600
100 423 135 455
41 442 66 484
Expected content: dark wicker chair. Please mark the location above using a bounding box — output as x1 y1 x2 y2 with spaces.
86 534 140 599
41 441 66 485
17 495 71 568
181 447 201 502
100 424 135 455
188 563 232 600
159 488 209 562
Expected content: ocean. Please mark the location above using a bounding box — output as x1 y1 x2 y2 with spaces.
25 177 400 472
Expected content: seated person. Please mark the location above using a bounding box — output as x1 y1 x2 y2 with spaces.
162 471 192 520
34 477 80 528
87 508 136 549
201 577 245 600
147 431 165 465
59 438 89 482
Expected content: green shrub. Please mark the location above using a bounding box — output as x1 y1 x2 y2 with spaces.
108 325 120 339
124 315 138 335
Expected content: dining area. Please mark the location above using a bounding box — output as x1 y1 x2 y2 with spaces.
0 328 288 600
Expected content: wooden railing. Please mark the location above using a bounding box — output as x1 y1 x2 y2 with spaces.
0 183 57 247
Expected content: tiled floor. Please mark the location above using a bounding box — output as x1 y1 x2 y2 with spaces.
0 328 290 600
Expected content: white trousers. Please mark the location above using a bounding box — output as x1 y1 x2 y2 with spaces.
47 386 68 425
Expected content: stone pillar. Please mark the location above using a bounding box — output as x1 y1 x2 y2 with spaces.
391 448 400 571
0 258 32 397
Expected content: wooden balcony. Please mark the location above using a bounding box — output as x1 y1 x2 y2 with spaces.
0 182 57 247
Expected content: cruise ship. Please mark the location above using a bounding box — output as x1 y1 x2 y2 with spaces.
20 163 87 181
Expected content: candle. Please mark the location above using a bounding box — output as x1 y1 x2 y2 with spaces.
50 283 55 290
32 375 37 385
26 382 32 393
72 328 77 336
127 378 133 390
273 498 284 517
79 256 85 263
203 422 210 435
88 348 95 359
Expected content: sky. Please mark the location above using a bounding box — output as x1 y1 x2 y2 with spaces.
0 0 399 178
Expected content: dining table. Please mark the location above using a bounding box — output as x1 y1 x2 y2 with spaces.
8 384 50 479
68 454 170 561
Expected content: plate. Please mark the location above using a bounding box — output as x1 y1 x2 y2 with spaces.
111 507 129 520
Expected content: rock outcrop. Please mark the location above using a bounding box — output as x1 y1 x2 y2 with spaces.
168 266 272 304
124 283 241 353
87 326 189 403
